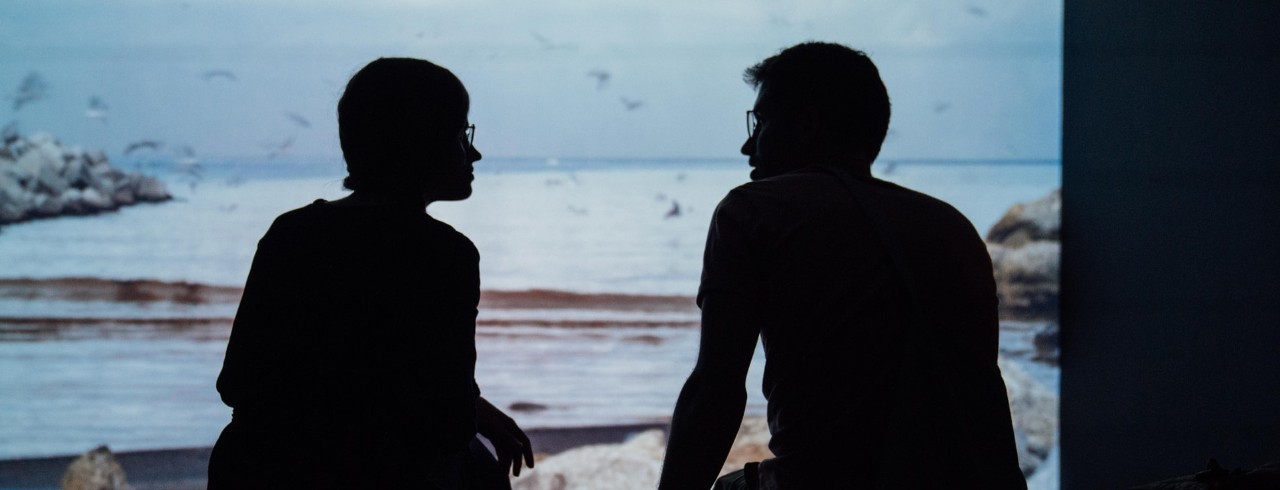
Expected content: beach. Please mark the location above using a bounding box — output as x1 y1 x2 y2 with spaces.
0 158 1061 487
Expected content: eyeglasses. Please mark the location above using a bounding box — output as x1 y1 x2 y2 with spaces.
746 110 759 138
463 124 476 147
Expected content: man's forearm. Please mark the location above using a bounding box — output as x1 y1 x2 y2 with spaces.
658 371 747 490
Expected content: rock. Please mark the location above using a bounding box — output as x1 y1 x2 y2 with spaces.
1025 445 1059 490
989 241 1060 320
509 417 774 490
987 189 1061 320
1032 323 1060 365
32 193 63 217
511 430 666 490
987 188 1060 248
59 188 85 214
998 356 1058 461
113 186 136 205
81 187 115 211
134 175 170 201
0 130 169 224
0 201 23 222
61 445 131 490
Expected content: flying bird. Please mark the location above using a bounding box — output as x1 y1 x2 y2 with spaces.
285 112 311 128
123 140 163 155
933 101 951 114
531 32 575 50
176 145 199 167
665 200 682 219
86 97 109 124
620 97 644 111
176 145 202 190
587 70 610 90
265 136 295 159
967 6 988 17
11 72 49 111
202 69 237 82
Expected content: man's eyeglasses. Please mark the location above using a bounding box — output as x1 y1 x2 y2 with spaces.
746 110 759 138
463 124 476 147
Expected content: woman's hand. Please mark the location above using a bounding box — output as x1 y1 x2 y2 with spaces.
476 396 536 476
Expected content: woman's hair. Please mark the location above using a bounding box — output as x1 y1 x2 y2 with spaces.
337 57 469 193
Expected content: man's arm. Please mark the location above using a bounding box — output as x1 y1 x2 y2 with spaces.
658 293 762 490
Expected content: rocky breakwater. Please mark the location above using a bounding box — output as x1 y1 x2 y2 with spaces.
987 188 1060 322
0 131 170 226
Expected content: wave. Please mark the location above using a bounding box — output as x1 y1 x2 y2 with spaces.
0 277 695 308
0 277 700 329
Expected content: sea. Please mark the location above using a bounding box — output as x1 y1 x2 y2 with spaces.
0 157 1060 460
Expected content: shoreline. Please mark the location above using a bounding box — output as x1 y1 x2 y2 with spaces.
0 423 671 490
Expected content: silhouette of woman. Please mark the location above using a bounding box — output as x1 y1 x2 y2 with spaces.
208 58 533 489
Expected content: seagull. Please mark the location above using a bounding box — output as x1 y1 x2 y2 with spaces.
665 200 682 219
11 72 48 111
967 6 988 17
587 69 610 90
123 140 163 155
933 101 951 114
620 96 644 111
879 160 898 177
201 69 237 82
285 112 311 128
176 145 199 167
174 146 202 191
86 97 109 124
265 136 295 159
531 32 575 51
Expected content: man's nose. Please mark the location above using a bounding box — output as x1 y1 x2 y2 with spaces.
740 136 755 156
469 144 482 162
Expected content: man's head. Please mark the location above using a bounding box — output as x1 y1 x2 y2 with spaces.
741 42 890 180
338 57 481 202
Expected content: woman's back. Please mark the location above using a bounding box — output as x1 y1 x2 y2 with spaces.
211 200 481 487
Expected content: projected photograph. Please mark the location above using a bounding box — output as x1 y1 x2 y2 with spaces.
0 1 1061 488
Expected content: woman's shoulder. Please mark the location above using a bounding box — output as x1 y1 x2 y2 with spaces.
425 216 479 258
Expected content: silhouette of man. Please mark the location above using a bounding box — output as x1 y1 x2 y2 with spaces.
658 43 1025 489
209 58 533 489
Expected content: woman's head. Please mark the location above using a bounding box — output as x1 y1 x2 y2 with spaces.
338 57 480 201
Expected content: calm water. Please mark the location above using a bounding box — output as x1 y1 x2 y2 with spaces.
0 158 1059 458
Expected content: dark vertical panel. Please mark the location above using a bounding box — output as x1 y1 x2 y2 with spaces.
1062 2 1280 488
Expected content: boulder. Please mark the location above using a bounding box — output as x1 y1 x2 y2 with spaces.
988 189 1062 320
989 241 1060 320
81 187 115 211
0 130 169 224
61 445 131 490
999 356 1058 461
987 189 1060 248
510 417 773 490
60 188 85 214
32 193 63 217
134 175 170 201
511 430 665 490
1032 323 1060 365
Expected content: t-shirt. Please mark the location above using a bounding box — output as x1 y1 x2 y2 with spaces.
212 199 480 484
699 165 1024 487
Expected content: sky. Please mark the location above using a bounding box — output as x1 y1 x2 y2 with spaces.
0 0 1062 161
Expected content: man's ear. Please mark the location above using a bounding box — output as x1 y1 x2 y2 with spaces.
796 104 823 143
